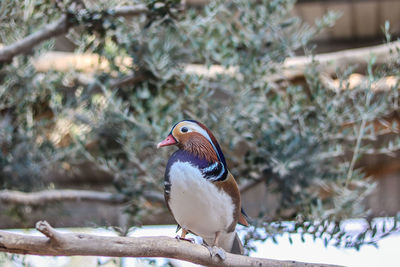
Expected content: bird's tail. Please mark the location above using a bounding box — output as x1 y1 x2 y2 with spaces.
203 232 244 255
230 232 244 255
204 231 244 255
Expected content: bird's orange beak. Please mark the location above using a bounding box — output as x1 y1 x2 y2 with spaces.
157 134 177 148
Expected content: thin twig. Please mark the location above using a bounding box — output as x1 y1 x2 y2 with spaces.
345 117 367 187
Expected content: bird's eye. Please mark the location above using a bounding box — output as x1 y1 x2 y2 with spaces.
181 127 189 133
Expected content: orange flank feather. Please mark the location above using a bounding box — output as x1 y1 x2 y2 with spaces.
215 172 246 231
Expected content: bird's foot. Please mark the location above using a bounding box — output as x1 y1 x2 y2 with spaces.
203 244 226 260
175 235 195 243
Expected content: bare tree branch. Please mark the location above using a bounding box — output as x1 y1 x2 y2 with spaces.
33 41 400 83
279 40 400 80
0 15 69 62
0 5 148 63
0 189 165 205
142 190 165 203
0 221 341 267
0 189 127 205
112 4 148 17
110 72 148 89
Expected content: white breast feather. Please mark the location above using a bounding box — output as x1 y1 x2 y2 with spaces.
168 161 235 239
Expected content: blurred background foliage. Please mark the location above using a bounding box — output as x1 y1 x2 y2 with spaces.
1 0 400 252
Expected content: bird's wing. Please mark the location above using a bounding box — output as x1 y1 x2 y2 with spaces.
215 172 250 227
214 172 242 230
238 207 249 226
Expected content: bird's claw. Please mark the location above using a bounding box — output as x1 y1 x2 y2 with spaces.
204 245 226 260
175 235 195 243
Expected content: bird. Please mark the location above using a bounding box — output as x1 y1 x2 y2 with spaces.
157 119 249 258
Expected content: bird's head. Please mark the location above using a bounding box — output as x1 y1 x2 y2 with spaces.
157 120 226 164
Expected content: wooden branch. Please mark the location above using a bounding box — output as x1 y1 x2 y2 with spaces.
0 5 148 63
0 221 341 267
33 51 130 72
0 189 126 205
0 15 69 62
281 41 400 80
112 4 148 17
0 189 165 206
318 72 399 92
142 190 165 203
110 72 148 88
32 41 400 83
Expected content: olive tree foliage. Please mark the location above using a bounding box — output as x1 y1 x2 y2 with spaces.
0 0 399 251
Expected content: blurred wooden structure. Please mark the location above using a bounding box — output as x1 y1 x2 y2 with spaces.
296 0 400 52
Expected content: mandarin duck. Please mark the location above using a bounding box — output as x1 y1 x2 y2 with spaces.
157 120 249 258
